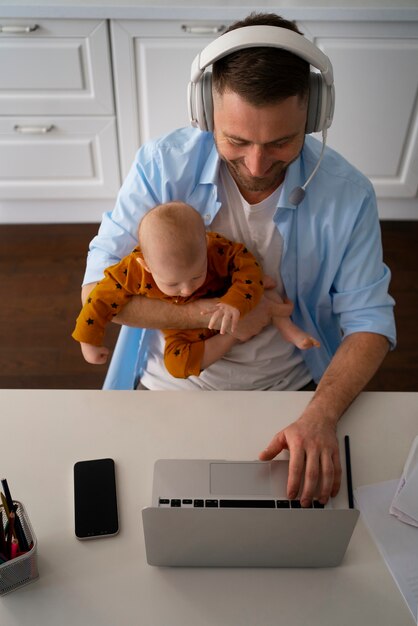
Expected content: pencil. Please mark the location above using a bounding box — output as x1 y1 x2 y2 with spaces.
0 492 10 517
344 435 354 509
0 509 6 555
6 511 15 560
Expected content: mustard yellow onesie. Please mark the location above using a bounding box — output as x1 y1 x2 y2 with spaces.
72 232 264 378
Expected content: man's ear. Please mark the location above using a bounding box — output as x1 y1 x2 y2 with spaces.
137 257 151 272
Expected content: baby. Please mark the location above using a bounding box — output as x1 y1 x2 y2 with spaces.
72 201 319 378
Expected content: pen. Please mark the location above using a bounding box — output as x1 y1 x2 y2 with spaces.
1 480 29 552
1 479 14 512
344 435 354 509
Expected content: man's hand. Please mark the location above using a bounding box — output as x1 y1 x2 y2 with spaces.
258 333 390 507
259 413 341 507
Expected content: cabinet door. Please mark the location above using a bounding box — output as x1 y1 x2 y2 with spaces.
300 19 418 219
0 117 120 199
111 20 228 177
0 19 114 115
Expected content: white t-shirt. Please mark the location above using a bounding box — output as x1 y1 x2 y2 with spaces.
140 163 311 390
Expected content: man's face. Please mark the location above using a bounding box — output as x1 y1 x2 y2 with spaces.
213 89 307 203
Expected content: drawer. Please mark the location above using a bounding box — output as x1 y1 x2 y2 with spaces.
0 19 114 115
0 117 120 200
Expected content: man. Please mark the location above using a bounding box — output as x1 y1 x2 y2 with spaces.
82 13 396 507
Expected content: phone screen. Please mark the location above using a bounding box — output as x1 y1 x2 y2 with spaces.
74 458 119 539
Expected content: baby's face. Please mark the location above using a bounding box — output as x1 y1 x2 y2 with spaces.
150 253 208 298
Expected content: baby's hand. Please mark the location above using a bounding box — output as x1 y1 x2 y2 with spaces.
263 274 277 290
80 342 110 365
207 303 240 335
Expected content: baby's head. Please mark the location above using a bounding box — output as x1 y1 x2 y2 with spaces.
138 202 208 297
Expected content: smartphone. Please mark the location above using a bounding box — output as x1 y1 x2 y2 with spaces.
74 458 119 540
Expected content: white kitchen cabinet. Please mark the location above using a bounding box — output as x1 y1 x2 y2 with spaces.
0 12 416 222
300 19 418 219
0 18 120 222
111 20 228 178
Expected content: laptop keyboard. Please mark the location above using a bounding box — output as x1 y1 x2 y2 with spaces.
158 498 325 509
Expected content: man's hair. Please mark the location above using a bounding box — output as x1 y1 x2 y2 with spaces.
212 12 310 106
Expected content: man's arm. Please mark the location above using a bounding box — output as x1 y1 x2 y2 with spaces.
81 283 293 332
82 282 209 329
259 331 390 507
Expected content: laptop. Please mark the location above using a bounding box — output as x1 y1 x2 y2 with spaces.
142 459 359 567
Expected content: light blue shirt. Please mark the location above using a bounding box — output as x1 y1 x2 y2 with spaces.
83 127 396 390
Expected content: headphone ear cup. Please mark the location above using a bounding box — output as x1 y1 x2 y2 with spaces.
306 72 334 134
306 72 322 134
201 70 214 132
189 70 213 132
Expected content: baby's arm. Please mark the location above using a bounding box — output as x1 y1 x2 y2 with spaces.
202 237 264 332
163 328 239 378
80 342 110 365
72 254 138 363
266 289 320 350
216 241 264 317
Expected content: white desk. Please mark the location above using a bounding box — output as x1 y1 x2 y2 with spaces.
0 390 417 626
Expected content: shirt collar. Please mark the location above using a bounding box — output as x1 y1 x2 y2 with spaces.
278 151 304 211
199 139 220 185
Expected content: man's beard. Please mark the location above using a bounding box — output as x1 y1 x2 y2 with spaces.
222 156 287 194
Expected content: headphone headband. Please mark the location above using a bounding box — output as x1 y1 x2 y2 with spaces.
190 25 334 85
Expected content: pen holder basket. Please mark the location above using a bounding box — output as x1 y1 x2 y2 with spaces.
0 501 39 596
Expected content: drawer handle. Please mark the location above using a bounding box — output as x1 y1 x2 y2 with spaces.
14 125 54 135
181 25 226 35
0 24 39 34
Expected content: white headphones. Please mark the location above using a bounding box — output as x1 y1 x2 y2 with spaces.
188 25 335 135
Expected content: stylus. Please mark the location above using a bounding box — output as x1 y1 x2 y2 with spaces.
344 436 354 509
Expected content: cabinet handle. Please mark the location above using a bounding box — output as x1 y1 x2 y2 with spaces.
0 24 39 34
181 25 226 35
14 125 54 135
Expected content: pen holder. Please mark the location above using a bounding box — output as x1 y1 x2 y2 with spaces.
0 501 39 596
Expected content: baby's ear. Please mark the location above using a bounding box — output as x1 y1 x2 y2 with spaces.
137 257 150 272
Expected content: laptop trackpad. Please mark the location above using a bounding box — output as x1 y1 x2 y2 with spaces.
210 461 288 497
